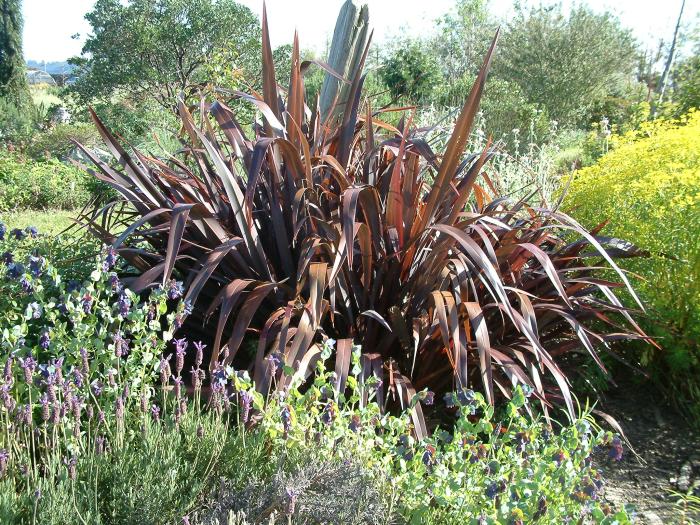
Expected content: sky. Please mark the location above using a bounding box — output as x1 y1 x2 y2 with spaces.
22 0 698 63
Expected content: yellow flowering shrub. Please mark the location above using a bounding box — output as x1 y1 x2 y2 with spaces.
566 111 700 416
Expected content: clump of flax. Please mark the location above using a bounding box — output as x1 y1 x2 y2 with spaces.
196 459 388 525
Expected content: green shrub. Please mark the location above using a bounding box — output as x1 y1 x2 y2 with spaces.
566 110 700 420
0 150 102 211
24 123 100 160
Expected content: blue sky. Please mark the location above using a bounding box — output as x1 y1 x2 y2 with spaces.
23 0 698 62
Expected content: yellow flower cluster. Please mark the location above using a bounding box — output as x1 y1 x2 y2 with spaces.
566 110 700 395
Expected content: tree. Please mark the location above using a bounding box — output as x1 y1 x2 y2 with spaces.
0 0 30 107
381 41 441 102
674 55 700 113
496 4 638 127
68 0 261 112
431 0 495 81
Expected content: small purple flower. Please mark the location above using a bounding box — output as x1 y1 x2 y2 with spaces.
552 450 566 466
422 445 436 467
91 380 103 397
28 302 42 319
3 357 13 382
280 405 292 436
151 404 160 421
6 262 23 279
0 222 5 241
608 436 623 462
108 273 122 292
66 280 80 293
321 401 336 425
20 275 33 294
25 226 38 239
457 388 476 405
117 292 130 317
172 376 183 399
422 390 435 406
81 292 93 314
146 302 157 322
39 331 50 350
71 368 84 389
28 256 44 277
102 247 117 272
1 251 12 264
485 481 502 499
11 228 25 241
349 414 361 433
166 279 184 300
443 392 456 408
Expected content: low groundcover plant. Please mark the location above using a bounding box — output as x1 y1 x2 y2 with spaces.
0 229 633 524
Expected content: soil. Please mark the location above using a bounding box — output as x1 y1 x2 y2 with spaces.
591 375 700 524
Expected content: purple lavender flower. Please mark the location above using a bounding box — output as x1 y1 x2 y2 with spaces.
28 255 45 277
193 341 205 368
25 226 38 239
0 449 8 478
39 331 50 350
40 394 50 422
423 390 435 406
18 355 37 384
151 404 160 421
166 279 184 300
79 348 89 375
72 368 84 388
81 292 93 314
64 456 77 480
159 355 171 385
115 397 124 421
95 435 105 455
11 228 25 241
172 376 183 399
113 331 129 358
2 357 12 383
239 390 253 423
174 338 187 375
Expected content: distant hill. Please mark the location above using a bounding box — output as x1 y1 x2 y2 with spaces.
26 60 75 75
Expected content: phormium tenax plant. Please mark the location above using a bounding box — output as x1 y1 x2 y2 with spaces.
75 9 650 434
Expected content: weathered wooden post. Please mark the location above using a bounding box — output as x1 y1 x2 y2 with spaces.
319 0 369 123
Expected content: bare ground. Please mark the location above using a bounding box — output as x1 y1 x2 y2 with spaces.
591 375 700 524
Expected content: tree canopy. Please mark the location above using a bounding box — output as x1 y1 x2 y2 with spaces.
0 0 29 107
68 0 261 111
495 4 638 126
